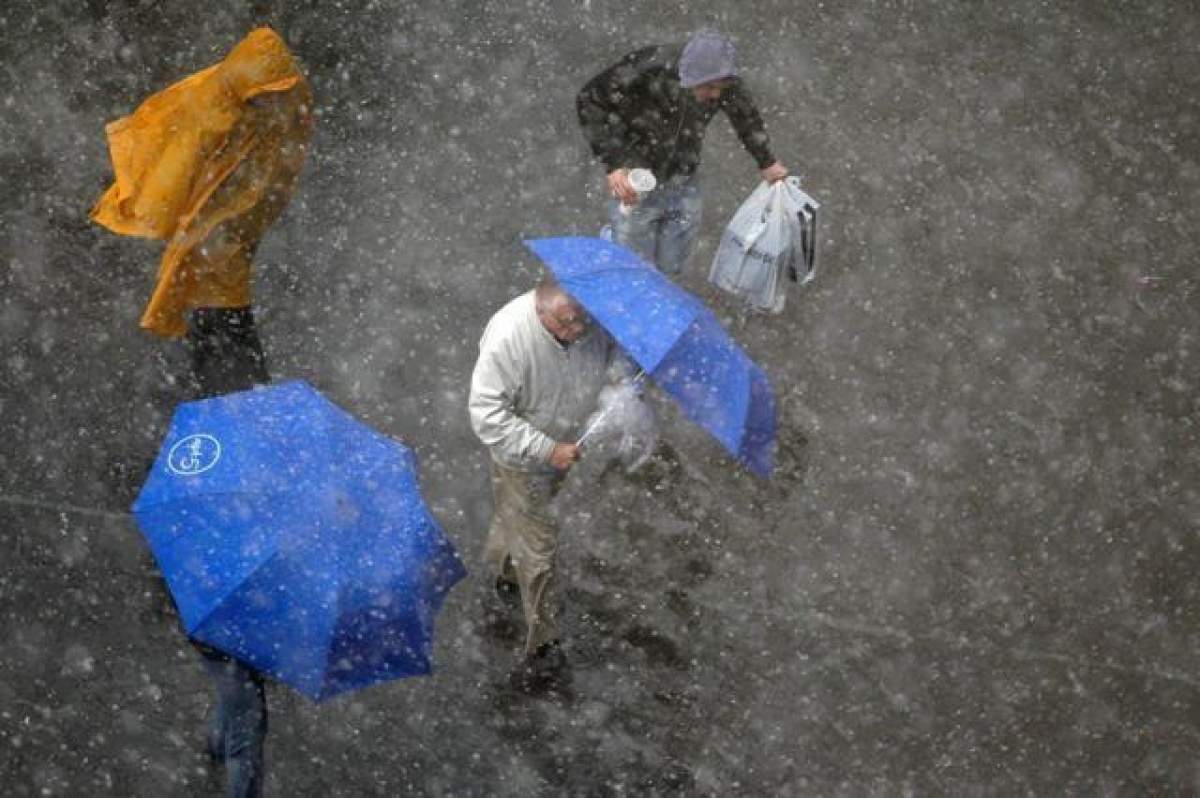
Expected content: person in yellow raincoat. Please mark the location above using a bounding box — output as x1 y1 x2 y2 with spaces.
91 27 313 798
92 25 313 391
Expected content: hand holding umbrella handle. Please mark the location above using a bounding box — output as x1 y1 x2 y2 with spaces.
549 442 582 470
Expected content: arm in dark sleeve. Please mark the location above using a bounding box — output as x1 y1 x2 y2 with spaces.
575 46 658 173
720 81 778 169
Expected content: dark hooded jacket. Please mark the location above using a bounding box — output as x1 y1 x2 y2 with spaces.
576 43 777 182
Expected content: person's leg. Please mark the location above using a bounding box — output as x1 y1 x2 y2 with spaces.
186 309 270 795
610 193 664 268
224 307 270 385
199 648 267 798
489 461 564 655
484 460 520 584
186 307 270 399
654 177 704 276
186 308 221 398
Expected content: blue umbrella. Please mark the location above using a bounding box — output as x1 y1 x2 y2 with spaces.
525 236 776 477
132 380 466 701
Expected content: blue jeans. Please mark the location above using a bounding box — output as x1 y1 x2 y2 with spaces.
200 647 267 798
609 174 702 276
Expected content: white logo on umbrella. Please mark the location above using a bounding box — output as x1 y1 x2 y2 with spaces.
167 434 221 476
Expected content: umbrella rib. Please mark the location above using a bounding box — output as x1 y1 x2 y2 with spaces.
188 543 285 639
191 531 343 701
314 563 344 700
564 265 646 277
601 312 704 375
145 488 295 634
133 487 292 513
568 268 705 312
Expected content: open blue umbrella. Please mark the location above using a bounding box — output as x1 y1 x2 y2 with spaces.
132 380 466 701
525 236 775 476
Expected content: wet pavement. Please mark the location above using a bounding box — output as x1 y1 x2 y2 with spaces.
2 0 1199 794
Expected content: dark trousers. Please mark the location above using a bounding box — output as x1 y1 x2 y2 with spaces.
186 306 270 797
201 652 268 798
186 306 270 399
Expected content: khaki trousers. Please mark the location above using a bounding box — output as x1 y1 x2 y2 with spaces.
485 459 565 654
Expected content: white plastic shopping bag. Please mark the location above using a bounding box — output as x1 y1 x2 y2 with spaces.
709 177 819 313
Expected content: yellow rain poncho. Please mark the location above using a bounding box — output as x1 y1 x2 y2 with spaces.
91 27 313 338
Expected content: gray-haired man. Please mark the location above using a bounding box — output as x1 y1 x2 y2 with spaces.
469 278 617 686
577 30 789 275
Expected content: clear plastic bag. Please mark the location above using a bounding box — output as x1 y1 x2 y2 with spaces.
579 380 657 472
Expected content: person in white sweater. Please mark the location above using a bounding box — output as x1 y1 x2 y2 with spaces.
469 277 617 683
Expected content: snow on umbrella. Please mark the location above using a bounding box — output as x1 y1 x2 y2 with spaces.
525 236 776 476
132 380 466 701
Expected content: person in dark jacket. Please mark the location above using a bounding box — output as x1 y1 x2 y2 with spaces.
577 30 789 275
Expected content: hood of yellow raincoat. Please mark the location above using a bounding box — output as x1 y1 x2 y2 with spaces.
91 27 307 239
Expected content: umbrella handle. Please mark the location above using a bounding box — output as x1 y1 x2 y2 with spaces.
576 417 604 448
576 369 646 447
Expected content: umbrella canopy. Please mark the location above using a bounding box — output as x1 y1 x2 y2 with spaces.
132 380 466 701
524 236 775 476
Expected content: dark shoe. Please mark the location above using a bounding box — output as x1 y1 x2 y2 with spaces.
494 576 521 610
204 712 224 763
533 639 566 662
479 576 522 642
510 640 571 693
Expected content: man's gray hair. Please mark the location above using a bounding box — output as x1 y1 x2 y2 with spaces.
535 274 576 312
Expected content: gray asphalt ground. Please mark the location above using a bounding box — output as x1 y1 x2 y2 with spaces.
2 1 1198 794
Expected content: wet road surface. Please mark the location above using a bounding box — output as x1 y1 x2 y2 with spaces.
2 1 1198 793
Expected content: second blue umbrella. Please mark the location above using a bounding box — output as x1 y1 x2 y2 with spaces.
525 236 775 476
132 380 467 701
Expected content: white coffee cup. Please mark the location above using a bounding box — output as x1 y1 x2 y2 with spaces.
620 168 658 215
